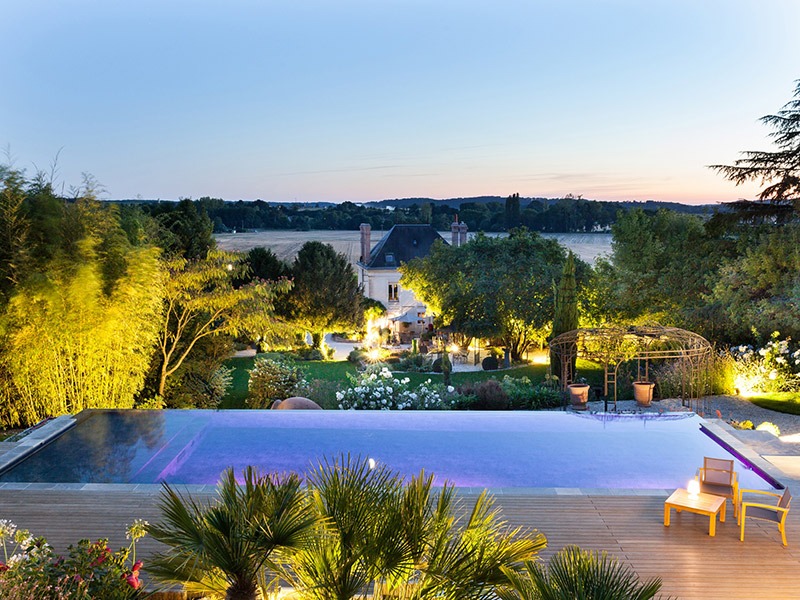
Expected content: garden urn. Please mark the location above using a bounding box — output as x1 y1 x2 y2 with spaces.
633 381 655 406
567 383 590 409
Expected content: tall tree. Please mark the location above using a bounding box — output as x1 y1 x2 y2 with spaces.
709 79 800 222
156 249 291 396
402 230 579 360
504 193 521 230
243 247 290 282
420 201 433 224
283 241 364 348
597 209 723 329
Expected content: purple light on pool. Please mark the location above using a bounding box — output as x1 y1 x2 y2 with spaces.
0 409 774 490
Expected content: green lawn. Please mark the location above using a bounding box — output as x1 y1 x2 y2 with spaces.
221 355 603 409
745 392 800 415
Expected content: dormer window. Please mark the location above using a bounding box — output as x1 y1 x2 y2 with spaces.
385 253 395 265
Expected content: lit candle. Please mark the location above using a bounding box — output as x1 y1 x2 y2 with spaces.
687 479 700 498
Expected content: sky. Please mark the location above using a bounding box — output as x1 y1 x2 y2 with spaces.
2 0 799 205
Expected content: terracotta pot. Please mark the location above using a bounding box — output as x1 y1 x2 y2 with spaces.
568 383 590 409
633 381 655 406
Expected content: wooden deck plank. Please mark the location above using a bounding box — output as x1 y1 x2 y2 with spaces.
1 490 799 599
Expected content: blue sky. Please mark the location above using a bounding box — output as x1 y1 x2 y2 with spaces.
2 0 798 204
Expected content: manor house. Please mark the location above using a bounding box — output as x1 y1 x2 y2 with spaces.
357 219 467 342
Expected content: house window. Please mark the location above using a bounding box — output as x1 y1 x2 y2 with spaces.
388 283 399 302
385 253 395 265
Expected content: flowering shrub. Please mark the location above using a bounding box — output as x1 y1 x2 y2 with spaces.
0 520 147 599
729 332 800 394
336 364 454 410
247 356 306 409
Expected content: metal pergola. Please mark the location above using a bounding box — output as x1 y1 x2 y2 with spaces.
549 325 713 410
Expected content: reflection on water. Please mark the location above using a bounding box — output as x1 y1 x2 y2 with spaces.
0 410 168 483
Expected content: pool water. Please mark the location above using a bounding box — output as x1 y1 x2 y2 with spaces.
0 409 773 489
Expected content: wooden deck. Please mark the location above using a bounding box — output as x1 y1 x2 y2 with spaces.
1 488 798 598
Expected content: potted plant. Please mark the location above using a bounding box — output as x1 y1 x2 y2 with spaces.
633 381 655 406
567 380 590 409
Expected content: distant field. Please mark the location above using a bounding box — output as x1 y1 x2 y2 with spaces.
216 230 612 265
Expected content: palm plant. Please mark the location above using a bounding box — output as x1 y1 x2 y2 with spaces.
145 466 319 600
403 489 547 600
290 455 405 600
290 455 547 600
497 545 666 600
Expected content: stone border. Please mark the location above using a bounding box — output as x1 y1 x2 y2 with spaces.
0 415 76 474
703 418 799 489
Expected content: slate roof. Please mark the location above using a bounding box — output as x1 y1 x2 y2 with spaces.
362 224 447 269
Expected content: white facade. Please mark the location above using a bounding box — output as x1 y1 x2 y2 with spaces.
357 223 448 341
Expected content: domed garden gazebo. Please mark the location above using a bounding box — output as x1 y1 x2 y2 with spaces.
549 324 713 409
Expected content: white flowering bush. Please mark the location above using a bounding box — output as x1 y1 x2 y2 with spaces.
729 332 800 394
336 364 455 410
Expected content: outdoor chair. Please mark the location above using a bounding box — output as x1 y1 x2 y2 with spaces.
739 487 791 546
697 457 739 517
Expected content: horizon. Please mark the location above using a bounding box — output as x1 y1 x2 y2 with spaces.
107 194 730 207
3 1 799 205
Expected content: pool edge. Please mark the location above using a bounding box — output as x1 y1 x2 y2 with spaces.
0 411 790 495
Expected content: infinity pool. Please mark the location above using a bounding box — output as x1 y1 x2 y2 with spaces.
0 409 774 489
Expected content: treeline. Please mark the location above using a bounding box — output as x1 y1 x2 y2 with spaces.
129 194 704 234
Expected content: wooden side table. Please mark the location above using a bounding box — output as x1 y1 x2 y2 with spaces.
664 488 727 536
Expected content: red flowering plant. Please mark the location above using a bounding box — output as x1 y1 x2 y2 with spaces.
0 519 148 599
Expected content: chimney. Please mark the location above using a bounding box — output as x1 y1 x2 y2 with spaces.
451 215 460 246
459 221 468 246
360 223 371 263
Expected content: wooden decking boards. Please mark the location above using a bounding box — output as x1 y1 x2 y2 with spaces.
1 489 798 599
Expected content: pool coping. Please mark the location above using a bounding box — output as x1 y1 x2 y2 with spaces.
0 412 792 497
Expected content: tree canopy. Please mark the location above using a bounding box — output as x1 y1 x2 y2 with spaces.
156 249 292 397
401 230 583 360
709 79 800 222
282 241 365 348
595 209 728 331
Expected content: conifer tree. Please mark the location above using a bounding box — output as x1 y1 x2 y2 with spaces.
549 251 578 382
710 79 800 222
